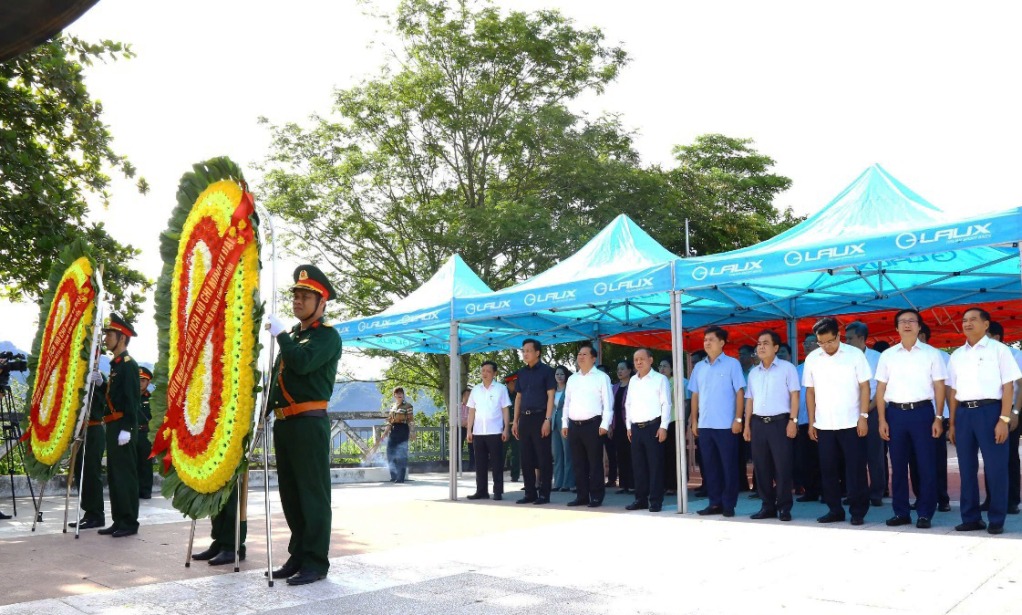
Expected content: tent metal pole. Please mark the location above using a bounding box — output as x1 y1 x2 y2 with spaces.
787 314 798 362
670 291 688 513
448 322 460 501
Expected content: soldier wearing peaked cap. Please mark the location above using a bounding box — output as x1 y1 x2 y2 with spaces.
94 313 142 537
137 366 154 499
265 265 343 585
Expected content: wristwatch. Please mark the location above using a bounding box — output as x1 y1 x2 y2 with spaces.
859 413 869 419
1000 415 1011 424
789 417 798 423
734 418 743 424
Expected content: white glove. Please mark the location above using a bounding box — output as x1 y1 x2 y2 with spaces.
266 313 286 336
117 430 130 446
88 370 103 385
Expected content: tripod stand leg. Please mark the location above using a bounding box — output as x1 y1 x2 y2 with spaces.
185 519 196 568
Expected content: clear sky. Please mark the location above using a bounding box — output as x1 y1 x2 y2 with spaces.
2 0 1020 372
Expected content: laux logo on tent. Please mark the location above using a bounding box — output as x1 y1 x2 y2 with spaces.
691 261 762 282
784 243 865 267
465 300 511 316
895 224 992 250
593 277 654 296
524 290 575 306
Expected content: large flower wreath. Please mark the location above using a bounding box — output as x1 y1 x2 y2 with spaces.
23 240 99 481
151 157 262 520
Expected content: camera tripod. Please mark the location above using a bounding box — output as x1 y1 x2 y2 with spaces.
0 384 41 521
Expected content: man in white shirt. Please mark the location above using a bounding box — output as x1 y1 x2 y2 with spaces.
626 348 672 512
948 308 1022 534
742 330 799 521
875 309 946 529
561 341 613 508
982 322 1022 515
466 361 511 501
845 321 886 507
803 317 872 525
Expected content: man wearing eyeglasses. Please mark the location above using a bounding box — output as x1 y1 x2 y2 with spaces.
875 309 946 529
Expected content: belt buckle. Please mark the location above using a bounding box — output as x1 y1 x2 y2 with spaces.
274 408 286 420
762 416 773 424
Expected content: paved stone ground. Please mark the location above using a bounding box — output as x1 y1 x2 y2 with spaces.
1 460 1020 615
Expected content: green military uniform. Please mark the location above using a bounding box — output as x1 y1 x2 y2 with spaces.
102 315 141 534
137 368 154 499
73 374 107 526
209 483 246 553
268 265 342 579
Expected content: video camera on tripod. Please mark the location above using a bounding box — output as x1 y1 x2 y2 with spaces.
0 351 27 389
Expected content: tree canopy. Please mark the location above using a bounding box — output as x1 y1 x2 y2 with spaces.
0 35 150 320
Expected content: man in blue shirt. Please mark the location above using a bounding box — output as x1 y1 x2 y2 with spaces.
689 326 746 517
512 338 556 505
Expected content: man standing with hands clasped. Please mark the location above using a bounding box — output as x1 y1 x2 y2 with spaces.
875 309 946 529
743 330 800 522
264 265 343 585
561 341 613 508
625 348 672 513
947 307 1021 534
803 317 872 526
512 338 556 505
465 361 512 501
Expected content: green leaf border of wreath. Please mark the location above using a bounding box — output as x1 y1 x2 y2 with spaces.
151 156 263 520
23 239 99 482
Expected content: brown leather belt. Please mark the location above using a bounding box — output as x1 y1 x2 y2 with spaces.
103 411 123 424
273 401 328 421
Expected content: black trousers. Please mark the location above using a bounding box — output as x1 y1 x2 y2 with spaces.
472 434 504 496
631 418 665 506
569 418 605 503
751 416 794 513
613 428 633 489
818 427 869 518
519 412 553 499
794 424 821 497
603 434 618 484
664 421 678 492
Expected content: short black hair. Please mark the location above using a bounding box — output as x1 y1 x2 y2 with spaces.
919 323 932 338
617 359 635 373
739 344 756 355
989 321 1005 339
845 320 868 338
813 317 840 338
872 340 891 352
964 307 991 323
522 338 542 352
894 308 922 326
705 326 728 342
691 350 708 363
481 360 498 373
577 340 596 357
758 330 782 347
554 364 573 378
635 347 654 360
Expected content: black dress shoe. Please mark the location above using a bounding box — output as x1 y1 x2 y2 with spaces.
694 488 708 498
938 503 952 512
466 492 489 500
696 505 723 516
886 515 912 527
516 496 537 504
850 517 865 526
208 548 246 566
191 545 220 561
648 504 662 513
97 525 119 535
870 498 883 507
916 517 931 529
267 561 302 579
988 524 1004 535
0 511 10 520
587 500 603 508
1009 505 1021 515
750 509 777 520
955 520 987 532
70 517 104 530
605 481 616 488
779 511 792 522
817 512 845 524
492 494 502 501
139 494 152 500
625 501 649 511
286 569 327 585
722 509 735 518
532 497 549 505
566 498 587 507
111 528 138 537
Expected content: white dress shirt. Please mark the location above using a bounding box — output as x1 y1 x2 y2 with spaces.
1011 347 1022 401
802 343 872 430
864 347 881 398
744 359 800 416
874 340 947 404
562 367 614 431
947 336 1022 401
467 381 511 435
625 369 672 428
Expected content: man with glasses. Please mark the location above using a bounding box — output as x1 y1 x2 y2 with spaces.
875 309 946 529
562 341 613 507
803 317 872 525
948 308 1022 534
512 338 556 505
